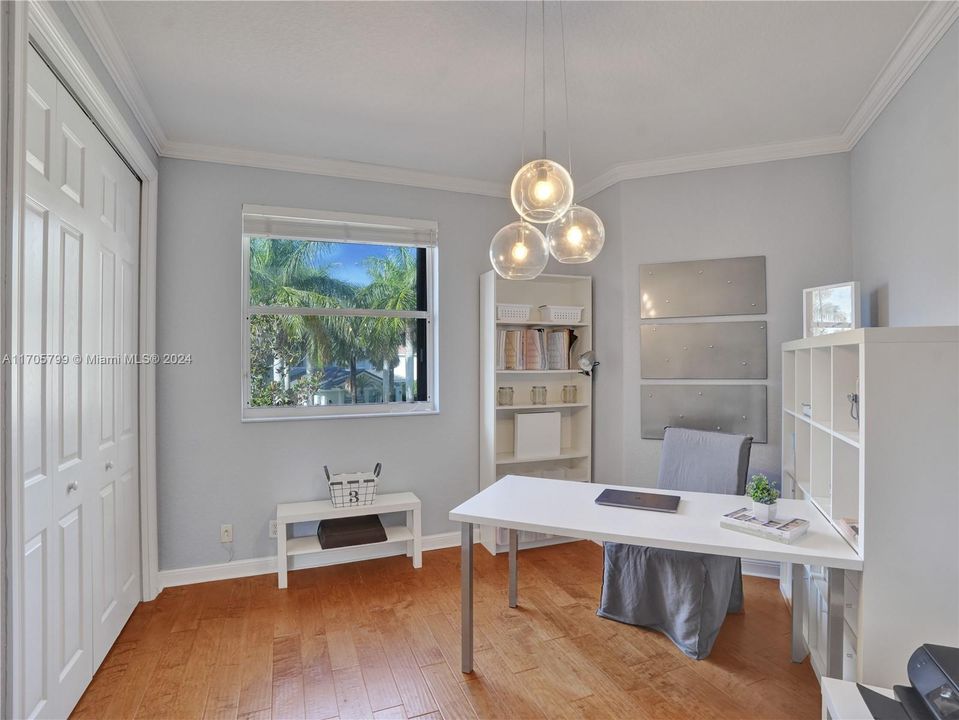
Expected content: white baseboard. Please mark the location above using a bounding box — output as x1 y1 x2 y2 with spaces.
158 530 461 590
742 558 781 579
158 532 782 590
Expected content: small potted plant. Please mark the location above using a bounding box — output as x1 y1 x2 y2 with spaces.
746 473 780 522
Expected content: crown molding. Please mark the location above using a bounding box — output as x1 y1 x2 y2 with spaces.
66 0 167 154
69 0 957 201
162 140 509 198
841 0 959 148
575 134 850 200
578 1 958 201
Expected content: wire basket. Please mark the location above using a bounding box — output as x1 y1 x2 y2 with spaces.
538 305 583 323
324 464 381 507
496 303 532 322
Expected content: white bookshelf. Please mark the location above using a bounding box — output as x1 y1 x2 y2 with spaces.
779 326 959 688
479 271 593 555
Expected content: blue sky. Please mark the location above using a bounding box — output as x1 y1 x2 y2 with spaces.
317 242 393 286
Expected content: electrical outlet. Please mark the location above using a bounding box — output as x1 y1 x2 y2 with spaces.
220 524 233 543
269 520 278 538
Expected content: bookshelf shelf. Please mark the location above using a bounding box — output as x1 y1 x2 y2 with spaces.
496 320 589 328
495 449 590 465
480 271 593 556
784 409 861 449
781 326 959 687
496 402 589 411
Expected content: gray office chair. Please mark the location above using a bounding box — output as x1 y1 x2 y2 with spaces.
597 427 753 660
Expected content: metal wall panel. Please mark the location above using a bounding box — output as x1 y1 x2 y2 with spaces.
640 384 767 442
640 256 766 318
640 321 767 379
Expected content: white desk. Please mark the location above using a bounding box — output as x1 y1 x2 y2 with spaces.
449 475 863 674
821 677 893 720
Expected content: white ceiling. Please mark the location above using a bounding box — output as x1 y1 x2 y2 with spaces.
92 1 935 195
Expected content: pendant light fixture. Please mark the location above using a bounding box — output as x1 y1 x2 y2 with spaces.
546 204 605 263
490 1 604 280
489 220 550 280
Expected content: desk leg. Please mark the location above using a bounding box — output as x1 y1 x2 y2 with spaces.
825 568 845 679
791 563 807 662
508 528 518 608
461 522 474 674
278 521 288 589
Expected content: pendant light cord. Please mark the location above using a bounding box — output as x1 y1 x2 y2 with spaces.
521 0 528 167
541 0 547 158
560 0 572 179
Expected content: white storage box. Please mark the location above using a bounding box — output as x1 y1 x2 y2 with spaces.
514 412 561 459
497 303 532 322
538 305 583 323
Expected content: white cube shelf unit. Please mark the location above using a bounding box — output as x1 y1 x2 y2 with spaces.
780 326 959 688
479 271 593 555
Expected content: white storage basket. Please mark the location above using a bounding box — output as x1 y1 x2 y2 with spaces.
497 303 532 322
538 305 584 323
324 464 380 507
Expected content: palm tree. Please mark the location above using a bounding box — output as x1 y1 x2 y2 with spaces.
249 239 421 406
357 248 418 400
248 238 347 394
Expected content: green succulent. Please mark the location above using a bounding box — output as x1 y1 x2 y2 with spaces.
746 474 780 505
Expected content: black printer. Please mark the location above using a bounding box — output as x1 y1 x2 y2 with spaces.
859 644 959 720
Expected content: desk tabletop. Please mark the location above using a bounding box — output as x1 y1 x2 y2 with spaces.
450 476 862 570
821 677 894 720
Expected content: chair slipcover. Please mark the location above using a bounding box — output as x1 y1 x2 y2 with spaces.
597 427 752 659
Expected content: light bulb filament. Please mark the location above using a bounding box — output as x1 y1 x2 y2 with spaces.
533 179 555 203
567 225 584 246
511 241 529 261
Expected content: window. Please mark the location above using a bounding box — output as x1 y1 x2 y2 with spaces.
242 205 438 420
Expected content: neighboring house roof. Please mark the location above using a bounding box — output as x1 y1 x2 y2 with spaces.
287 363 406 391
318 366 383 390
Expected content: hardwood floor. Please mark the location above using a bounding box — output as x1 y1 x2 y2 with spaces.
71 541 821 719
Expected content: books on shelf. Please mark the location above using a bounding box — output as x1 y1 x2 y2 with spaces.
547 329 576 370
525 329 547 370
720 507 810 544
498 327 578 370
837 517 860 547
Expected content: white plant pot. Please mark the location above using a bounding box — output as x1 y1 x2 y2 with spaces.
753 501 777 522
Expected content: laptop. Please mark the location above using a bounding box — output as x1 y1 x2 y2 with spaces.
595 488 681 513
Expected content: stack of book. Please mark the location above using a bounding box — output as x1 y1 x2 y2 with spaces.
498 328 577 370
720 507 810 544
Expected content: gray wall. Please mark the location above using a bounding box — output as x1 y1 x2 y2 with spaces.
156 158 511 569
610 155 852 487
544 185 625 485
156 154 852 569
851 23 959 327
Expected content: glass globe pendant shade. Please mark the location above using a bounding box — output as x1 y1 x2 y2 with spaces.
510 159 574 224
546 205 606 263
489 220 549 280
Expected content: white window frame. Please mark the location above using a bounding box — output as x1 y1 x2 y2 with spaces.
241 204 439 421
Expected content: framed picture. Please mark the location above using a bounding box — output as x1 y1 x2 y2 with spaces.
803 281 860 337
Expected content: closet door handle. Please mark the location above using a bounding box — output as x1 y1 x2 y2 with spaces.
105 461 114 471
67 481 79 493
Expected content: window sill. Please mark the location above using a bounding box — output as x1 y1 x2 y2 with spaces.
241 406 439 422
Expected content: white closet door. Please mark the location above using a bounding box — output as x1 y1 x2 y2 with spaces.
90 95 141 667
17 46 141 719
